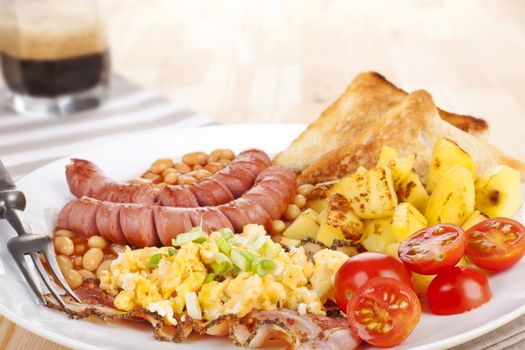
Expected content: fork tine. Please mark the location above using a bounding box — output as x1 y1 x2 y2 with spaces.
42 245 81 303
29 252 66 309
7 247 45 305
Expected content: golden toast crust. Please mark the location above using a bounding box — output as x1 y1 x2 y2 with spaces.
297 90 525 184
273 72 488 173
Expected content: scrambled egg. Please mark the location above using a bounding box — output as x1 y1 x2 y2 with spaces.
100 224 348 325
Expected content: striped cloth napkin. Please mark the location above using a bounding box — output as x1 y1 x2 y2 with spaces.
0 74 213 179
0 74 524 350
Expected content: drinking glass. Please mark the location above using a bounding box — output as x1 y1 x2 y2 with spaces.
0 0 110 116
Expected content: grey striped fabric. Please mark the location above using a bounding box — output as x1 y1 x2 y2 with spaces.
0 74 214 178
0 75 523 349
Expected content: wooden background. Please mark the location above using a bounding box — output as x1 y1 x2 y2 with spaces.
2 0 525 348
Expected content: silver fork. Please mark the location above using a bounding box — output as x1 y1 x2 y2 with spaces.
0 160 80 308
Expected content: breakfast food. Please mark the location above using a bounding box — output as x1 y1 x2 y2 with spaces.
294 90 525 185
273 71 488 173
57 166 296 246
66 149 272 206
43 72 525 350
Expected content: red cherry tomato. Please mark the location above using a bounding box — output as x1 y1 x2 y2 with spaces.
427 266 491 315
466 218 525 272
398 224 465 275
334 252 413 312
346 277 421 347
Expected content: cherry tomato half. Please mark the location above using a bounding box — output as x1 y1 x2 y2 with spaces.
334 252 413 312
398 224 465 275
347 277 421 347
466 218 525 272
427 266 491 315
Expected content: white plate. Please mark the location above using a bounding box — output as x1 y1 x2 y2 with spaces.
1 124 524 350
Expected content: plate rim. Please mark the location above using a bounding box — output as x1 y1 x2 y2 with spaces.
1 122 524 350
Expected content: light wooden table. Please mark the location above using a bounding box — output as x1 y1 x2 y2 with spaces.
2 0 525 348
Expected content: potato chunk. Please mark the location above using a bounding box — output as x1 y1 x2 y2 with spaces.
361 217 395 253
283 209 319 240
427 138 476 193
325 193 364 242
332 166 398 219
462 210 489 230
424 165 475 226
316 209 346 246
475 165 522 218
397 172 429 212
391 203 428 242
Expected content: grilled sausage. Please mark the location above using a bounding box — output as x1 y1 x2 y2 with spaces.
57 166 295 248
65 149 271 207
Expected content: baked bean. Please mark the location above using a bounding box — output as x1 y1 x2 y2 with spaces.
182 152 208 166
150 158 174 174
293 194 307 208
162 167 179 178
284 204 301 221
128 177 152 185
56 255 73 272
142 172 162 184
193 164 205 171
78 269 96 280
219 158 231 166
209 149 235 163
54 229 74 238
96 260 113 279
88 235 107 249
54 236 74 256
73 256 83 268
163 172 179 184
82 248 104 271
63 269 83 289
178 175 196 184
74 243 88 256
271 220 286 233
297 184 315 197
205 162 224 173
193 169 213 180
173 162 192 172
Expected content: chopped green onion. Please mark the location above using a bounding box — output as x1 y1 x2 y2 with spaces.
251 235 270 251
261 241 281 258
219 228 234 240
149 254 164 269
205 272 217 283
218 237 231 255
167 247 176 256
239 249 260 261
231 265 241 276
231 248 250 271
172 227 208 246
210 253 232 274
252 257 277 276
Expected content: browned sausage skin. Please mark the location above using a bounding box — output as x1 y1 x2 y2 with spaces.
65 149 271 207
57 166 295 248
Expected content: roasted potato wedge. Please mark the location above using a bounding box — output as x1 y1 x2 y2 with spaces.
397 171 429 212
326 193 364 242
316 209 346 246
427 138 476 193
361 217 395 253
391 203 428 242
283 208 319 240
462 210 489 230
424 165 475 226
475 165 522 218
332 166 398 219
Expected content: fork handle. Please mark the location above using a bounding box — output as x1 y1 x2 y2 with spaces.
5 207 32 237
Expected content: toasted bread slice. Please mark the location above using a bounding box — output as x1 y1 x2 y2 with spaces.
273 72 488 172
297 90 525 185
